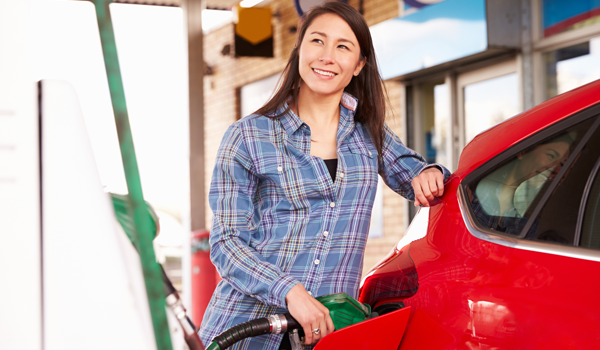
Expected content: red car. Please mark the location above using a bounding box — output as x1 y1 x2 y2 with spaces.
358 78 600 349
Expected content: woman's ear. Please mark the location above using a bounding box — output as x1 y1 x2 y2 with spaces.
354 58 366 76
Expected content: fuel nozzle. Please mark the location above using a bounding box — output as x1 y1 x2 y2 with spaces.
210 312 299 350
207 292 371 350
161 266 205 350
268 313 300 334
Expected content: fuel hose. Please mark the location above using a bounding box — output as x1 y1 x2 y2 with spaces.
205 313 300 350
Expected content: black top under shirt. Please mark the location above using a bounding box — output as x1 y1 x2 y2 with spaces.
323 159 338 182
278 159 337 350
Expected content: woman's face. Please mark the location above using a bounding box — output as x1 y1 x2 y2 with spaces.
515 141 570 182
298 13 365 98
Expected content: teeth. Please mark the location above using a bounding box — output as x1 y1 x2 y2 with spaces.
313 68 336 77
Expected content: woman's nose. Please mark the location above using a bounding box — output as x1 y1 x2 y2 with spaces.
318 45 335 64
319 56 334 64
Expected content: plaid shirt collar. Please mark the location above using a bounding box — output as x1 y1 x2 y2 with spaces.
279 91 359 138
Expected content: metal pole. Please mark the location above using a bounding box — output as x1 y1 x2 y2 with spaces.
91 1 172 349
183 0 206 233
182 0 207 321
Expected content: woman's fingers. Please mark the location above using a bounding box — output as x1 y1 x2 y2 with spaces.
325 305 335 335
436 172 445 196
308 300 334 344
412 178 432 207
318 320 327 341
317 302 334 339
412 168 445 207
428 177 439 197
412 180 426 207
285 284 333 345
303 324 315 345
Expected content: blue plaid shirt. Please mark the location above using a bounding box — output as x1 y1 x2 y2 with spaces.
200 93 450 349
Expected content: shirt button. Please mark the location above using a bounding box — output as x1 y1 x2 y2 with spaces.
277 166 283 172
368 151 372 156
340 172 344 178
323 231 329 237
307 291 312 296
314 259 320 265
330 202 336 208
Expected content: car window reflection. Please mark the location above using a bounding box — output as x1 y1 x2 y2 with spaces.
469 132 576 235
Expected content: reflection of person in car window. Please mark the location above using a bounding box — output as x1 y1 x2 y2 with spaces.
472 132 575 234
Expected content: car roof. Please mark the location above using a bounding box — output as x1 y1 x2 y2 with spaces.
455 78 600 178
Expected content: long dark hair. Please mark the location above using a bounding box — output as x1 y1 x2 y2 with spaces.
256 1 387 156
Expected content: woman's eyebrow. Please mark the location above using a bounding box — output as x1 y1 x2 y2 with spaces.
549 149 560 158
309 31 356 46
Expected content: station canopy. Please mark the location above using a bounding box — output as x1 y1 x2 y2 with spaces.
113 0 241 9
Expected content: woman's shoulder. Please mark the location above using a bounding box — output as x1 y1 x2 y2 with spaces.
222 111 281 146
235 111 280 130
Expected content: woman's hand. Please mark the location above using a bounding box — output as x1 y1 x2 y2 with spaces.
285 284 335 345
412 167 445 207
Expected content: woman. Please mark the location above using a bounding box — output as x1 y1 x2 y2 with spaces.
200 2 450 349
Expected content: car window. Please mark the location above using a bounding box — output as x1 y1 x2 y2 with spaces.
465 116 597 237
579 159 600 249
522 121 600 246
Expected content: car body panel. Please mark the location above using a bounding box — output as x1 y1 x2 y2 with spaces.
404 179 600 348
359 79 600 349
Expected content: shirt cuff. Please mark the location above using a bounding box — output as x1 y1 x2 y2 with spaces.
269 273 300 309
420 163 451 180
421 163 442 173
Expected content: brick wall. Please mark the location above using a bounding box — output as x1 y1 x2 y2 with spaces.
203 0 406 278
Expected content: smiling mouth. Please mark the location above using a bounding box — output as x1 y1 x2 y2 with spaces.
313 68 337 77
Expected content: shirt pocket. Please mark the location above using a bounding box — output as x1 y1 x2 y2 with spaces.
258 158 314 224
344 143 379 191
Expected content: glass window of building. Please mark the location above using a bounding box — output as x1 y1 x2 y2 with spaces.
406 79 451 220
239 73 281 118
463 73 519 143
544 37 600 99
541 0 600 99
409 80 451 167
541 0 600 38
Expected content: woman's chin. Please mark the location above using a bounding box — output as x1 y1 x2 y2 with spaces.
301 84 345 98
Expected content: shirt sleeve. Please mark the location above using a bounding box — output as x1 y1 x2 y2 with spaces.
378 123 451 201
208 123 299 309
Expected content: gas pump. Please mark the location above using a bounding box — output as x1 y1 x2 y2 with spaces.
191 230 220 326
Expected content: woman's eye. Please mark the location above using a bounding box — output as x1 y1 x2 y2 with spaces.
312 38 323 44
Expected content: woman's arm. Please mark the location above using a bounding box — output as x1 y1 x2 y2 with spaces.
209 123 299 308
377 124 451 206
